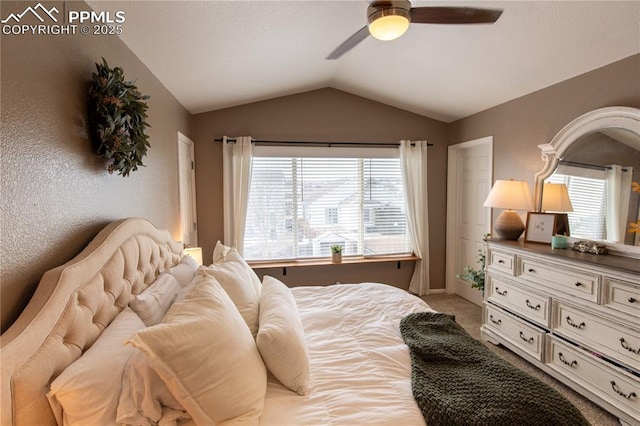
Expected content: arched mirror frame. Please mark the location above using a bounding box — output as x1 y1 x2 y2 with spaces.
534 106 640 258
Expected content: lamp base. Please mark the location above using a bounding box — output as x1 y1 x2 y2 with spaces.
493 210 525 240
553 213 570 236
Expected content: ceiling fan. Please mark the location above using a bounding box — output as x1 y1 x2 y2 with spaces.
327 0 503 60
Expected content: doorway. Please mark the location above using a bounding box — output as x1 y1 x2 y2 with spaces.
445 136 493 306
178 132 198 246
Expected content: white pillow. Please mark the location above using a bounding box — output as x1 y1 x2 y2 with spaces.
213 241 262 298
47 307 145 426
174 273 202 304
199 241 261 337
181 253 199 270
257 276 311 395
127 276 267 425
117 350 190 425
129 273 180 326
211 240 232 263
167 255 199 287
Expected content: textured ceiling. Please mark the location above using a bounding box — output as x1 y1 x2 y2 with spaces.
87 1 640 122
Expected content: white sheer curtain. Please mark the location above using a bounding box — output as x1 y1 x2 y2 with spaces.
400 140 430 295
222 136 253 255
605 164 633 243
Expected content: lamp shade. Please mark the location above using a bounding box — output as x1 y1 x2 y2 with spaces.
483 180 533 211
368 8 410 40
541 183 573 212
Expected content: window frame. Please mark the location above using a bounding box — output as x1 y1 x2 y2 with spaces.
243 147 412 262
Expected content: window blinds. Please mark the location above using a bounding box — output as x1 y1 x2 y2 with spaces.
243 155 411 261
547 173 607 240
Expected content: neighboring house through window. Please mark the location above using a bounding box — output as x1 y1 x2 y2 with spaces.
325 207 339 225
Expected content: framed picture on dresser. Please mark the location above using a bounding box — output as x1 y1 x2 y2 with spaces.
524 212 557 244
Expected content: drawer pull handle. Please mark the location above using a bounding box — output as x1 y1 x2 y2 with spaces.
526 300 541 311
496 288 508 296
610 381 637 400
619 338 640 354
629 297 637 304
565 316 586 329
575 282 583 287
527 268 535 273
519 331 534 344
498 260 505 264
558 352 577 367
489 315 502 325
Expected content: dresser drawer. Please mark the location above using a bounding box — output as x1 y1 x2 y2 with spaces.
484 304 546 361
604 278 640 317
519 256 599 302
487 278 550 327
488 249 515 275
547 336 640 419
553 302 640 368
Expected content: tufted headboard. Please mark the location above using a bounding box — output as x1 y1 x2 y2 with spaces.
0 218 183 426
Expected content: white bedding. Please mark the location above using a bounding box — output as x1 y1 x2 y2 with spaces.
121 280 432 426
258 282 434 425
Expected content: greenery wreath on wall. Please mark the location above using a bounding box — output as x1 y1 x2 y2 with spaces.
88 58 150 177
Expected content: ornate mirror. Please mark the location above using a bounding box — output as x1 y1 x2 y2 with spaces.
534 106 640 258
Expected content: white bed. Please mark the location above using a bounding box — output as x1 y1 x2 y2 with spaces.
1 217 432 425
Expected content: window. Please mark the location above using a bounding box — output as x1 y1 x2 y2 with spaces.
325 207 338 225
547 173 607 240
243 151 411 261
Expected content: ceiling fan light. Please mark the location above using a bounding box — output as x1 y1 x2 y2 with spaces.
368 8 410 41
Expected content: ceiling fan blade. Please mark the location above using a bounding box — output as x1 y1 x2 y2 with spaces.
326 26 370 60
410 7 502 24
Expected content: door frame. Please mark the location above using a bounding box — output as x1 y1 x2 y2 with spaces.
445 136 493 296
177 131 198 246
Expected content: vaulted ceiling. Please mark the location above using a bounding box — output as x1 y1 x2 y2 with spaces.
88 1 640 122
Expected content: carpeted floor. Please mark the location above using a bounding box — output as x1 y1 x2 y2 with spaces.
421 293 620 426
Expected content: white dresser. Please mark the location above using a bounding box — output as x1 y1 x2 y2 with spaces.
481 240 640 425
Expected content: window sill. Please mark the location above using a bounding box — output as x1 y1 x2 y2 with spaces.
248 254 420 270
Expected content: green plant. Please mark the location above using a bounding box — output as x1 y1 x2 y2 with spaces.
456 233 490 294
330 245 343 254
88 58 150 177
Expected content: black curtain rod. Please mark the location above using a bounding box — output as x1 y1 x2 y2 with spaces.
214 138 433 148
559 160 627 172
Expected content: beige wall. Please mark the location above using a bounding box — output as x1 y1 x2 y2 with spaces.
0 1 192 332
191 88 448 291
449 54 640 189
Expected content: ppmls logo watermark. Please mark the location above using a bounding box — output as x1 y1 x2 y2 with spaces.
2 2 125 36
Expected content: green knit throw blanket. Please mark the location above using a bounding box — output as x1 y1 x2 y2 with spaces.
400 312 590 426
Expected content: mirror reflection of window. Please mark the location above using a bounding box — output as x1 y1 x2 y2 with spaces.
548 162 634 243
547 170 607 241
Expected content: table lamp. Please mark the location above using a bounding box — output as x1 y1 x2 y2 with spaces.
484 179 533 240
541 183 573 236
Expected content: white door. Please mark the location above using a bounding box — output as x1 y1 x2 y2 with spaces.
446 136 493 306
178 132 198 246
